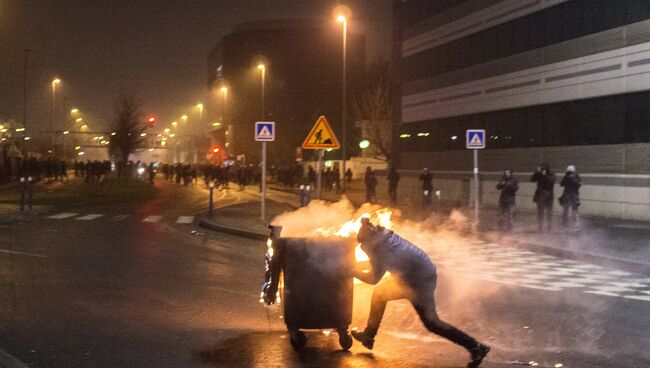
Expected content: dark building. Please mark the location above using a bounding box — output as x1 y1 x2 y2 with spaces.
207 19 365 165
393 0 650 219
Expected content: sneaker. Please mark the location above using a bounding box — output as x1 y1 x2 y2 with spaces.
351 330 375 350
468 343 490 368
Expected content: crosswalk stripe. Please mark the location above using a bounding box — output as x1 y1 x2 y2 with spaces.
111 215 131 222
48 212 79 219
76 214 104 221
176 216 194 224
142 215 162 223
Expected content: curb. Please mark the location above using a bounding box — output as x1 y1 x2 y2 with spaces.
0 349 29 368
199 217 268 241
481 232 650 275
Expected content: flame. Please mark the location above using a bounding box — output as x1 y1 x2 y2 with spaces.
312 208 394 238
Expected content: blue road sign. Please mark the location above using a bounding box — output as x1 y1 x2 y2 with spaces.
466 129 486 149
255 121 275 142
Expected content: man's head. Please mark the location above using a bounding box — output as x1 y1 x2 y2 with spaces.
357 217 385 245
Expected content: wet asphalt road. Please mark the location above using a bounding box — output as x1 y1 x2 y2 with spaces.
0 181 648 368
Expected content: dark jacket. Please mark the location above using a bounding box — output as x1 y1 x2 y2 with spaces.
364 171 377 188
560 172 581 206
420 172 433 191
356 228 436 287
531 169 555 205
496 176 519 206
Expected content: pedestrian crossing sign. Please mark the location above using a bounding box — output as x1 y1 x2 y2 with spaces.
255 121 275 142
466 129 486 149
302 115 340 149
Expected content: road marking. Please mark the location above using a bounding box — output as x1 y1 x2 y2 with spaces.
143 215 162 223
176 216 194 224
0 249 47 258
48 212 78 219
622 295 650 302
111 215 131 222
75 214 104 221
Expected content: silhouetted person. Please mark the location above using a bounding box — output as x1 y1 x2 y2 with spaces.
419 168 434 207
387 167 400 204
364 166 377 203
531 163 555 232
560 165 581 234
496 169 518 232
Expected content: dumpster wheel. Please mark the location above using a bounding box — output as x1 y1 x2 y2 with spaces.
338 329 353 351
289 330 307 350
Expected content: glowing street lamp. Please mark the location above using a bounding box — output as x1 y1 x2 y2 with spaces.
70 108 79 114
334 4 351 191
181 115 188 122
50 78 61 152
75 117 83 123
196 103 204 121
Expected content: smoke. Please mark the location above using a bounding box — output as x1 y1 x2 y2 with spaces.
269 200 639 365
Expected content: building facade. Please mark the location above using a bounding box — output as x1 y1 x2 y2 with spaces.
207 19 365 165
394 0 650 219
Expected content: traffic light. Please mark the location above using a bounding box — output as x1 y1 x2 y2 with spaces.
147 116 156 127
212 147 220 154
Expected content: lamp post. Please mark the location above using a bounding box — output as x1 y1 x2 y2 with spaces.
257 64 267 221
50 78 61 153
335 6 351 192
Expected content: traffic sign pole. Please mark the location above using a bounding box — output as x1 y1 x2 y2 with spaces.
473 148 479 233
261 141 267 221
466 129 485 234
316 150 323 199
255 121 275 222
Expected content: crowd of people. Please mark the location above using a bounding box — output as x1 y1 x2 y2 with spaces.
362 163 582 234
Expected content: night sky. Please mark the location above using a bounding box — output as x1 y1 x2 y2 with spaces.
0 0 391 135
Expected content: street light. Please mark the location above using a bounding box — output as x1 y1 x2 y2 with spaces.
334 5 351 191
257 64 266 118
257 63 268 221
196 103 204 121
51 78 61 153
70 108 79 114
181 115 188 122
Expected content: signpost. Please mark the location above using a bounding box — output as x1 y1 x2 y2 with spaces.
256 121 275 221
302 116 340 199
466 129 486 232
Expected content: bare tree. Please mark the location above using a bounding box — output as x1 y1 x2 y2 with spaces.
352 67 393 161
109 94 146 177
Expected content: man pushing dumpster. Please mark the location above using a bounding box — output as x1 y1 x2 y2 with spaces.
351 218 490 368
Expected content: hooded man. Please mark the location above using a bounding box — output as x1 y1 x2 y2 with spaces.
351 218 490 368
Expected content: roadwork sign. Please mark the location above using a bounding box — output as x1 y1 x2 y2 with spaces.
255 122 275 142
302 116 340 149
466 129 486 149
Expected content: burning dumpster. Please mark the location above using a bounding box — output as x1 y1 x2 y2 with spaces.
261 225 356 350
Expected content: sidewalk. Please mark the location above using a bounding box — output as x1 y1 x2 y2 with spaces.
199 199 296 240
201 183 650 274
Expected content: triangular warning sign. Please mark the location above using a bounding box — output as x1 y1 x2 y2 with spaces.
258 126 272 139
469 133 482 145
302 116 340 149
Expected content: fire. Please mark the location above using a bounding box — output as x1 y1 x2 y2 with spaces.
312 208 394 238
309 208 394 263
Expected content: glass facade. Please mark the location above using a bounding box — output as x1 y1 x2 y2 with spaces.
401 0 650 83
399 91 650 152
